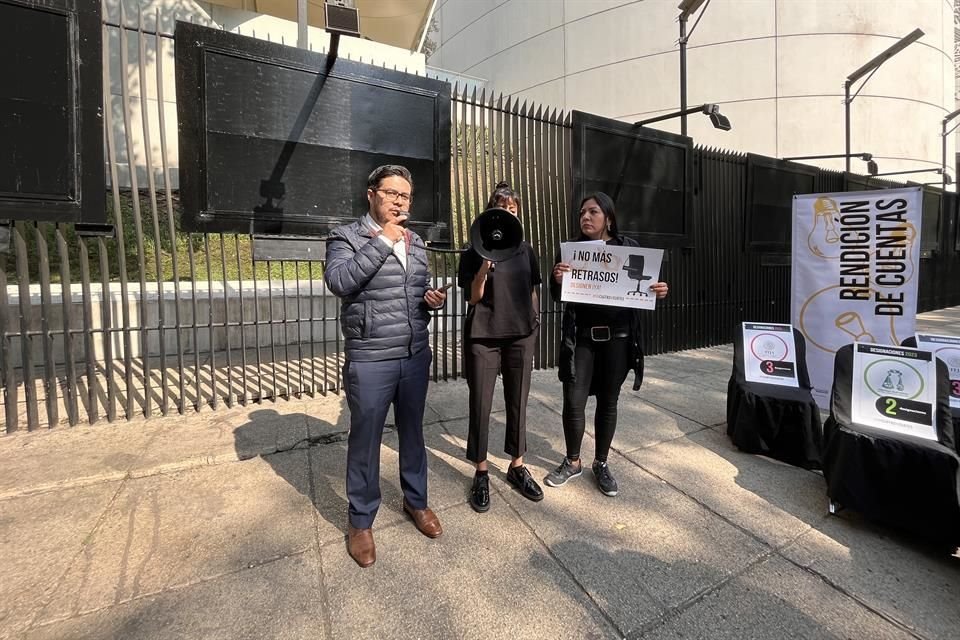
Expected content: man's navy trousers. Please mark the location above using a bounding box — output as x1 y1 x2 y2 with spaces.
343 346 432 529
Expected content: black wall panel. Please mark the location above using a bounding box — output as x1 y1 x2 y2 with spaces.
919 188 941 253
954 194 960 252
175 22 451 238
845 175 940 253
0 0 104 223
745 154 816 251
571 111 693 247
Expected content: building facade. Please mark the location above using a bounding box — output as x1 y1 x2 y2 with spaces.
429 0 956 181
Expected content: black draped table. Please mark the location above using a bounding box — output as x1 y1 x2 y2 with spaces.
823 345 960 545
727 325 823 470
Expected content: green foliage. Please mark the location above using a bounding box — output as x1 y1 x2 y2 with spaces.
3 191 317 285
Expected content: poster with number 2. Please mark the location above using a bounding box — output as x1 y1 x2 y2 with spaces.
851 343 938 441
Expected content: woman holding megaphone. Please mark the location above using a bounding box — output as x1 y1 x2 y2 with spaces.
546 192 668 497
458 182 544 513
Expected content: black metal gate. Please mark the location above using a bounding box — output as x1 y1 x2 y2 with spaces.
2 13 959 433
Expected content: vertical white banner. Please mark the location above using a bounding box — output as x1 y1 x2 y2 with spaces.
791 187 923 409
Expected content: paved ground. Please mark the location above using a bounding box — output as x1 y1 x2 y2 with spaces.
1 309 959 639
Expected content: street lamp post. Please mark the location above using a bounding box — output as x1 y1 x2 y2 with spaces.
679 14 687 134
870 168 947 179
677 0 710 136
941 108 960 191
844 28 924 172
639 103 731 130
782 152 878 175
298 0 308 48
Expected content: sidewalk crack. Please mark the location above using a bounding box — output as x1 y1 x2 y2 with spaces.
776 537 930 640
25 477 129 633
500 490 628 639
620 453 924 639
627 548 778 639
306 445 334 640
24 425 170 632
639 397 717 430
27 549 313 631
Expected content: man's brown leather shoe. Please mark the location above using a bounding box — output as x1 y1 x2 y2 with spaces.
347 525 376 568
402 499 442 538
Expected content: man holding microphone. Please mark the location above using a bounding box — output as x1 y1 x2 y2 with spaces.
324 165 447 568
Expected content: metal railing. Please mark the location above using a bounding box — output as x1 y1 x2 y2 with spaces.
447 87 572 373
0 14 574 432
1 13 350 431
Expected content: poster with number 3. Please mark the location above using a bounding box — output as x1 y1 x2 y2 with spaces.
742 323 800 388
851 343 938 441
915 333 960 410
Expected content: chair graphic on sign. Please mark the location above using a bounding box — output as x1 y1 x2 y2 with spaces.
623 254 651 297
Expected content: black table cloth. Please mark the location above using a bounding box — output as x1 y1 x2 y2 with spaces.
823 344 960 545
726 325 823 470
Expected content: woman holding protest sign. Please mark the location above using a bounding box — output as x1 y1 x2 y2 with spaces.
545 192 669 496
458 182 544 513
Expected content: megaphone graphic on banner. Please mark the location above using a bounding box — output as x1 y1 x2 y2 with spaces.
470 207 524 262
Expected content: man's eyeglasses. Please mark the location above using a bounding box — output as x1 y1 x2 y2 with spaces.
376 188 412 204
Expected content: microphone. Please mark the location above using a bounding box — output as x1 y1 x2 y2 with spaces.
396 211 409 226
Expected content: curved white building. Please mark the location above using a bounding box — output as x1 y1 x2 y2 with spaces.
428 0 956 181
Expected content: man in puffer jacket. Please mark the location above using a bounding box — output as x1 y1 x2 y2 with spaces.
324 165 447 568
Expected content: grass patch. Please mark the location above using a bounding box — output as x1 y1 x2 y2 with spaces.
2 190 463 285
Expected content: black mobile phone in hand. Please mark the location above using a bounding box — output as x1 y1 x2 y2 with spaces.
437 282 454 291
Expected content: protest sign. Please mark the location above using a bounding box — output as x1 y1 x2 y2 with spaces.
559 242 663 310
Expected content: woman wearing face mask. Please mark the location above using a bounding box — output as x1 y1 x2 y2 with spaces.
545 192 669 497
458 182 544 513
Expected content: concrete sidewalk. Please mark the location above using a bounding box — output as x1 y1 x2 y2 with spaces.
2 310 959 639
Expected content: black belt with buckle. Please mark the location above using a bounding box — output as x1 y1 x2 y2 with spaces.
579 326 630 342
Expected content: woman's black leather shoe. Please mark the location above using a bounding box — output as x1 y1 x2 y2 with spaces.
506 465 544 502
470 473 491 512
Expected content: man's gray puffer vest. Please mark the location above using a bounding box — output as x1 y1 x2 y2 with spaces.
324 219 432 362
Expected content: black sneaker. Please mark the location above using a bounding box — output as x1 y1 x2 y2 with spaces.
544 458 583 487
470 473 490 513
592 461 618 497
506 465 544 502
